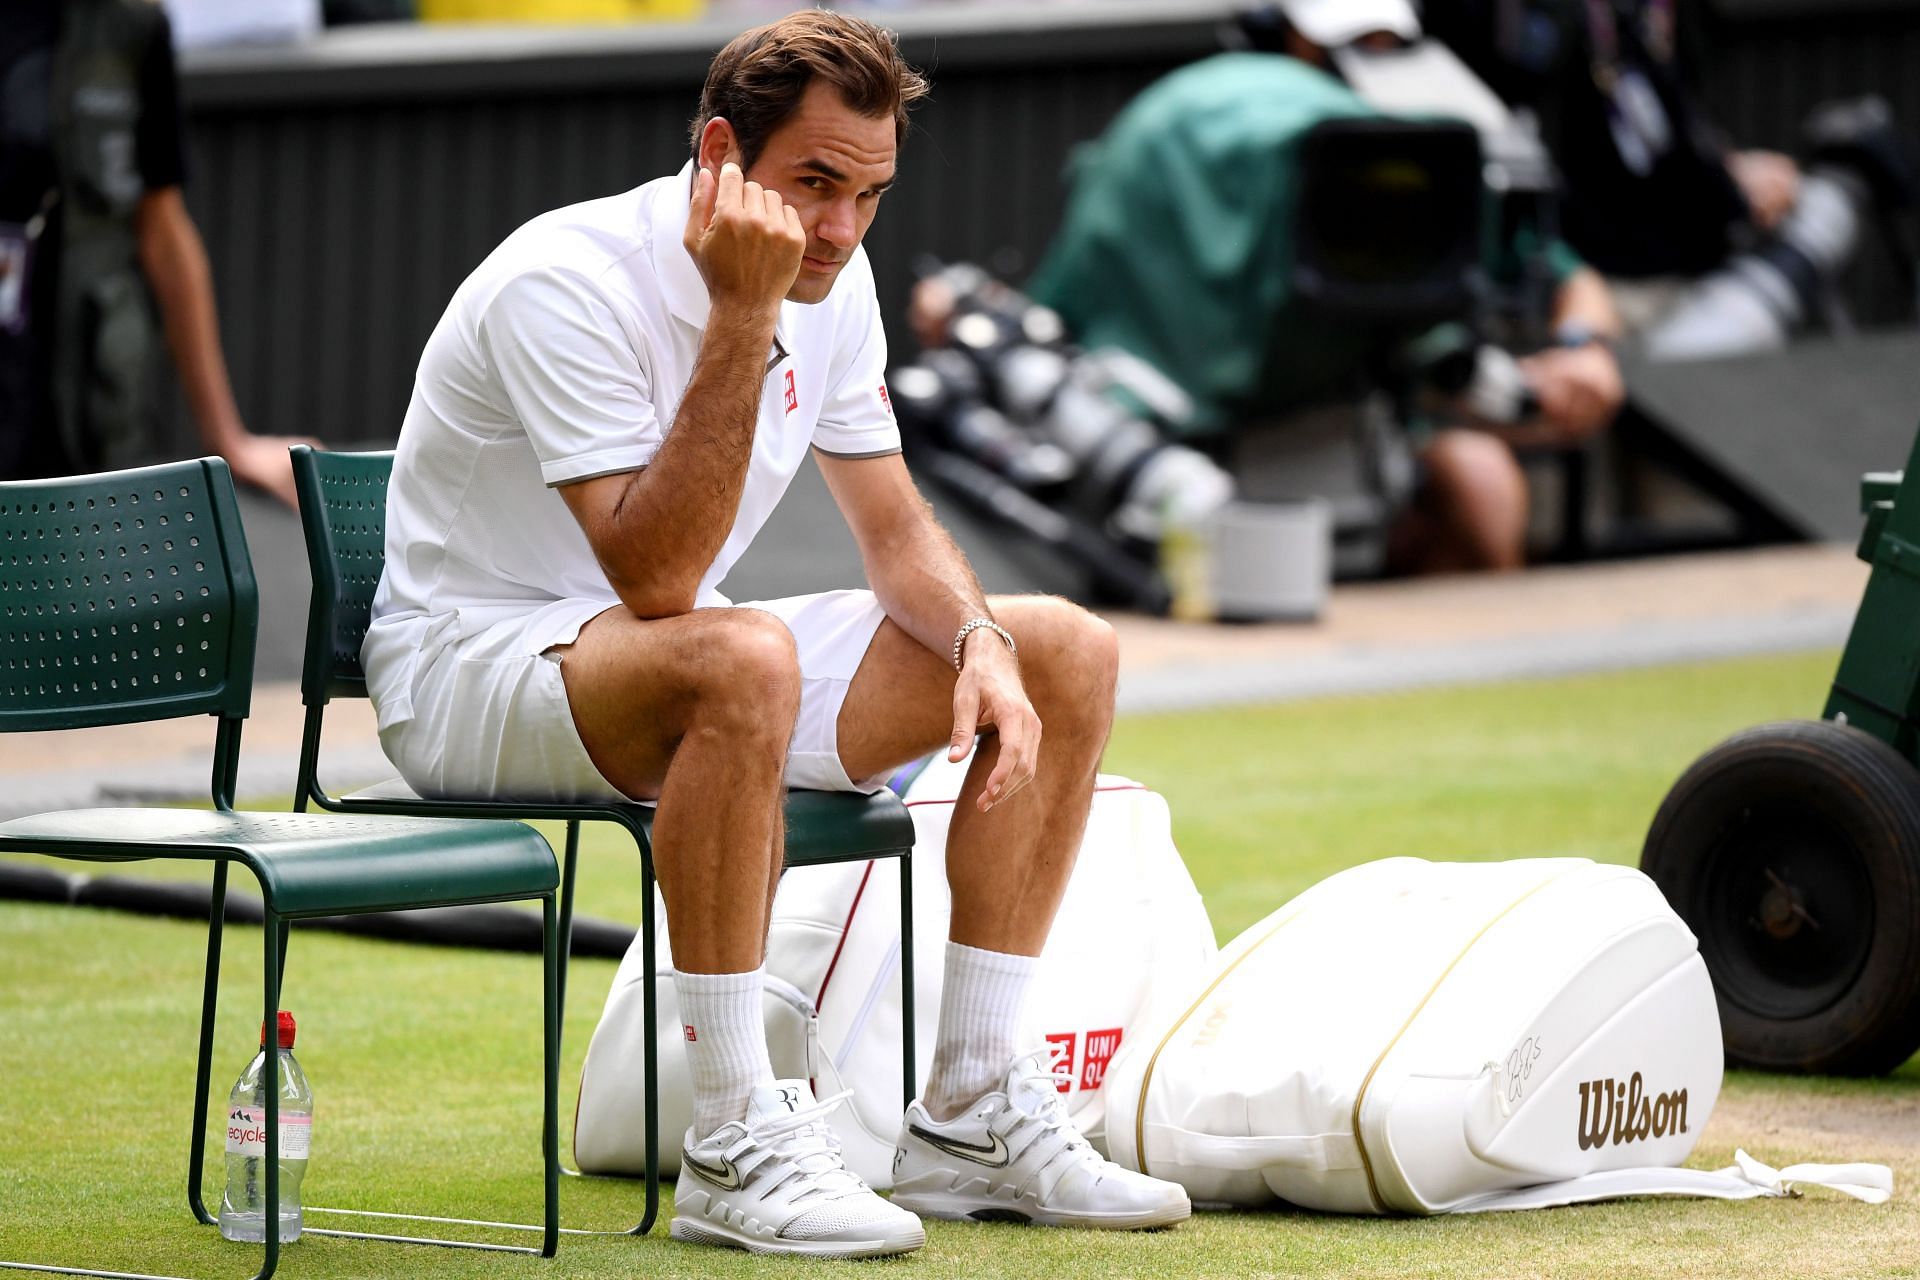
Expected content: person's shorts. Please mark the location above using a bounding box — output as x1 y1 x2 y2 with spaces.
378 589 890 804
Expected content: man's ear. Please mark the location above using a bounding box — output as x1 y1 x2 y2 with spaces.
696 117 744 175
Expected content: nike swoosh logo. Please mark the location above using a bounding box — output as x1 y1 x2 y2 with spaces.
907 1122 1012 1168
681 1151 744 1191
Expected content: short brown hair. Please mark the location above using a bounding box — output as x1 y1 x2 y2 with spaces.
691 10 929 170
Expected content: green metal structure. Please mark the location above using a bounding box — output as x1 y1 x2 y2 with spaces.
287 447 920 1237
1824 433 1920 752
1643 432 1920 1076
0 458 564 1280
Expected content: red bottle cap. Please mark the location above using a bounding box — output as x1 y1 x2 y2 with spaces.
258 1010 296 1050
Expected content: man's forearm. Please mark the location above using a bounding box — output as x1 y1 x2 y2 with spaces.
1552 267 1622 339
590 303 777 616
137 191 245 452
863 493 995 664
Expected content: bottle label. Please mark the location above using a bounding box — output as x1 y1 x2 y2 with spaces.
225 1106 312 1159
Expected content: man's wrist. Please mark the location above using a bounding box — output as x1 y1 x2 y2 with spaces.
707 296 783 335
953 617 1016 672
1551 323 1618 354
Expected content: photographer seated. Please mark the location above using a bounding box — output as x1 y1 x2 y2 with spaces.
1019 0 1624 574
1423 0 1914 360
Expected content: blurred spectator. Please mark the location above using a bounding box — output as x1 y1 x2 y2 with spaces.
1424 0 1912 357
1015 0 1623 573
0 0 308 502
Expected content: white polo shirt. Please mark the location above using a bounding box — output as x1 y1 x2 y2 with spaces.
363 164 900 732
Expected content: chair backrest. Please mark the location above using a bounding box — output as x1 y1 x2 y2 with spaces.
291 446 392 705
0 458 257 734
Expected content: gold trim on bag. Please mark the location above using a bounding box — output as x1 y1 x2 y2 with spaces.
1349 871 1571 1212
1133 907 1311 1178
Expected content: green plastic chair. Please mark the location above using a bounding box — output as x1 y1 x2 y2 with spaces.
0 458 563 1280
287 446 919 1237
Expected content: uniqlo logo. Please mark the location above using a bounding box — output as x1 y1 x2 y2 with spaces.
877 383 893 417
1044 1031 1077 1094
784 369 798 414
683 1024 697 1043
1080 1027 1123 1091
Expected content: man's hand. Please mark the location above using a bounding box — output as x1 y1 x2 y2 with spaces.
1513 344 1624 447
949 631 1041 812
907 275 958 350
1729 150 1801 233
683 162 805 317
221 431 318 509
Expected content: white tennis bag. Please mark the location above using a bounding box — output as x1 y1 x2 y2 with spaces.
573 758 1218 1188
1102 856 1890 1214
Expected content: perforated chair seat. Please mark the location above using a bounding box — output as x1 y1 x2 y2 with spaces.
0 808 557 919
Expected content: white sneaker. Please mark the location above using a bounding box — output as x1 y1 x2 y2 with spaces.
891 1050 1192 1230
670 1080 926 1258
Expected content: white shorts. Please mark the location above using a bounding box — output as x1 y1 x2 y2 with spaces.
378 589 890 803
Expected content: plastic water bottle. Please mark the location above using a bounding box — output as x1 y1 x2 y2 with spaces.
220 1010 313 1243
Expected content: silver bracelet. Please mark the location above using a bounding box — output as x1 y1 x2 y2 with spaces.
951 617 1016 672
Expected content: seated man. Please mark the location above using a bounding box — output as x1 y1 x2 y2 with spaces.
362 9 1189 1260
1026 0 1625 574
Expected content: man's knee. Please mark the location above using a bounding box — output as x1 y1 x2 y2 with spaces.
1000 596 1119 717
1421 430 1527 570
686 608 803 735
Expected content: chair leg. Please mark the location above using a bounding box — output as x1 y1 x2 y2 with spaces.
259 909 284 1280
899 852 917 1111
541 894 561 1259
188 861 230 1228
638 850 660 1236
557 822 580 1026
286 886 571 1259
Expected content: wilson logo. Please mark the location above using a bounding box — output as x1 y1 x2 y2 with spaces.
1576 1072 1689 1150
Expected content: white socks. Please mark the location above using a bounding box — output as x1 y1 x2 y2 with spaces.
674 966 775 1139
922 941 1040 1122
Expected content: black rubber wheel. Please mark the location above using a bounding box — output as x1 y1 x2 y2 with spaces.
1641 719 1920 1075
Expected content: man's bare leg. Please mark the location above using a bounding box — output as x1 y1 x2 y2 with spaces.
556 604 799 1137
556 605 799 973
838 596 1185 1228
837 595 1118 1120
1388 429 1529 575
837 594 1120 954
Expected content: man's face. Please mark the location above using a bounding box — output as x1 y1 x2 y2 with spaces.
737 81 897 305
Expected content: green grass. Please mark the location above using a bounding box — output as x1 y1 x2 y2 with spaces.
2 648 1916 1279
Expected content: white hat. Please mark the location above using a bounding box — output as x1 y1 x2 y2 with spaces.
1278 0 1422 48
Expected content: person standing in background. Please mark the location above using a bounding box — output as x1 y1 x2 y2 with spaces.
0 0 308 500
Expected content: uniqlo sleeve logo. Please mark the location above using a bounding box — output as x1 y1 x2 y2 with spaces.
783 369 798 414
878 382 893 417
1080 1027 1123 1091
683 1024 697 1042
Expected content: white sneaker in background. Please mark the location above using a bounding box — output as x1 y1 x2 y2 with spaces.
891 1050 1193 1230
670 1080 926 1258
